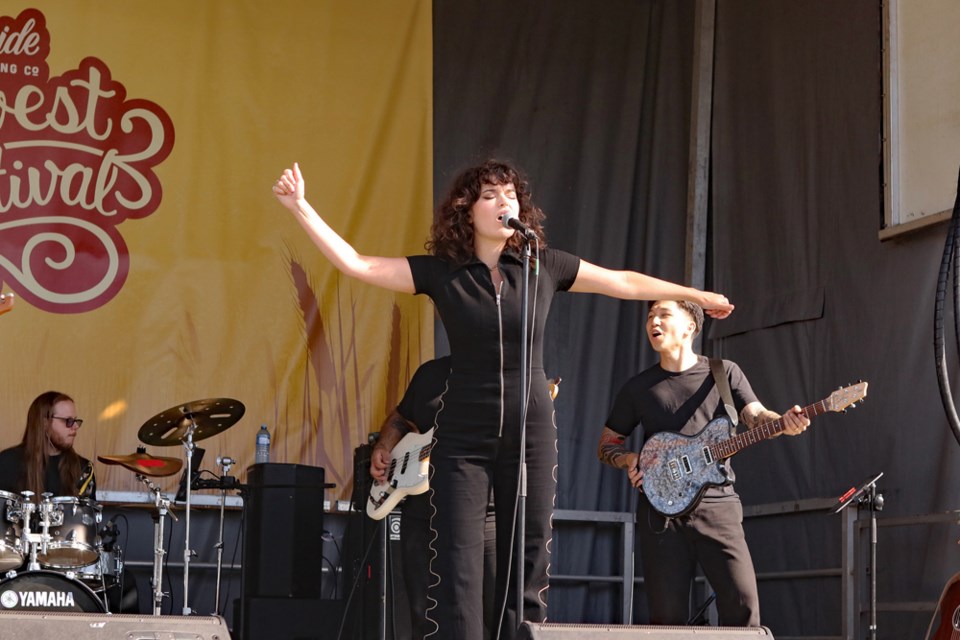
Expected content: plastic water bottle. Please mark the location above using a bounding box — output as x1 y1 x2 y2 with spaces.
255 424 271 464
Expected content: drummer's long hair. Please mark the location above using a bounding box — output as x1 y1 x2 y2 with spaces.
20 391 84 497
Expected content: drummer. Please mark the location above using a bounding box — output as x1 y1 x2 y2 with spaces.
0 391 96 499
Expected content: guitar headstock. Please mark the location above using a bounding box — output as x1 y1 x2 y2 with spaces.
0 293 14 316
825 381 868 413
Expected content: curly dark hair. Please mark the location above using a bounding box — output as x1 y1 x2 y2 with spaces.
426 160 547 265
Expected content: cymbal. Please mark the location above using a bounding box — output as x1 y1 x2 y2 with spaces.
98 452 184 477
138 397 245 446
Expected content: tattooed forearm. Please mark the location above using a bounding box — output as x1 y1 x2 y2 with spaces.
386 412 416 436
374 411 415 454
740 402 776 430
598 428 631 469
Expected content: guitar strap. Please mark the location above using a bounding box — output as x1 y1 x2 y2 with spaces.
709 358 739 427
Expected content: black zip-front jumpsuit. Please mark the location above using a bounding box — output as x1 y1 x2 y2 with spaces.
408 247 580 640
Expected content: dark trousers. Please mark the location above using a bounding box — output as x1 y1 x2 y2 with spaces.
636 495 760 626
424 416 555 640
402 495 496 640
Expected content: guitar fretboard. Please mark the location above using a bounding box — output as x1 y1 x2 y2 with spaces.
708 400 828 460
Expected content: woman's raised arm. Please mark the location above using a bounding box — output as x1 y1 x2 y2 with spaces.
568 258 734 319
274 163 415 293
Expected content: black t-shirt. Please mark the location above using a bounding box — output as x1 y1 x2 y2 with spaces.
0 445 96 498
606 355 758 496
397 356 451 429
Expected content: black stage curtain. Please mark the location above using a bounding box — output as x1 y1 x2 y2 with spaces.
433 0 960 636
709 2 959 638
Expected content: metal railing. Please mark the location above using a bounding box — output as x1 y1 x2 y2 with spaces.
548 500 960 639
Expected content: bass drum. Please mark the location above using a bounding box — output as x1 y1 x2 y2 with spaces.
0 570 105 613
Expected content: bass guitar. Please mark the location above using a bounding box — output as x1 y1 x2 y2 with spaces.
927 572 960 640
366 428 434 520
365 376 561 520
639 381 868 517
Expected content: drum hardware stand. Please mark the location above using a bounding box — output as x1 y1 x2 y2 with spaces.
188 466 241 615
133 397 246 616
211 455 239 615
834 471 884 640
18 491 62 572
137 473 178 616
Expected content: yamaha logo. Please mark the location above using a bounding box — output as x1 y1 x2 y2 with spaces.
0 589 76 608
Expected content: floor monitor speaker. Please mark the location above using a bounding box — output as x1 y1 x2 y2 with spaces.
518 622 774 639
0 611 231 639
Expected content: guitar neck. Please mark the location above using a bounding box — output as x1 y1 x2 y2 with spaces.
418 442 433 461
710 399 828 460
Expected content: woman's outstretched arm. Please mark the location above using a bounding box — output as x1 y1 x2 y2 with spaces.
274 162 415 293
568 258 734 318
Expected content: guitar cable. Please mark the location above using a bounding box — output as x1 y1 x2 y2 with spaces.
933 164 960 448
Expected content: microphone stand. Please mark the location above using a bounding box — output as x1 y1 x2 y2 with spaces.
515 235 533 631
181 419 198 615
834 471 884 640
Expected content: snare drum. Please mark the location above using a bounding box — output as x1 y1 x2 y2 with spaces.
0 490 23 572
0 570 105 612
37 497 101 568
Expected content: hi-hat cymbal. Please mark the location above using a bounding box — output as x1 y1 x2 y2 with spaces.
98 452 184 477
138 397 245 446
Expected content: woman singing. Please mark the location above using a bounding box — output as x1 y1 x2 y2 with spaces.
273 160 733 639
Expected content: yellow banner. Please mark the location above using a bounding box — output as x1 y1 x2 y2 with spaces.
0 1 434 499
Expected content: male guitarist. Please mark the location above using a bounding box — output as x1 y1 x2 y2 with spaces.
596 300 809 627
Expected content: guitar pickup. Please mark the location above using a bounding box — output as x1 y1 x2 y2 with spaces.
680 455 692 475
668 459 681 480
702 447 713 464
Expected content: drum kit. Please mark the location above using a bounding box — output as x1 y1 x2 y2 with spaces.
0 397 245 617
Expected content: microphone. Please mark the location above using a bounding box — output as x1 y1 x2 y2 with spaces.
498 212 537 241
216 456 236 467
99 516 119 551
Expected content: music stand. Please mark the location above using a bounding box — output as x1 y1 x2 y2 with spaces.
175 447 206 502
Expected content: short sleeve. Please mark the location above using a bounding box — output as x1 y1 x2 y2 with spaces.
540 248 580 291
407 255 446 296
605 377 643 438
726 360 759 411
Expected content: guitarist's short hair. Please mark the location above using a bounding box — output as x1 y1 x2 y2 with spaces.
654 300 703 337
